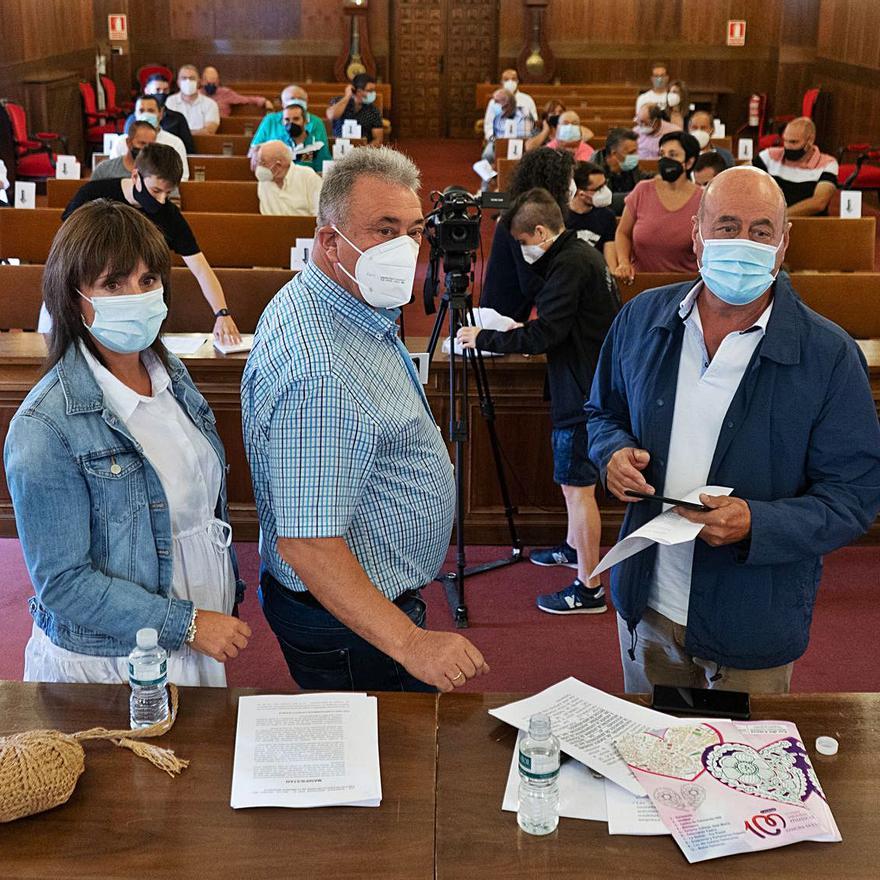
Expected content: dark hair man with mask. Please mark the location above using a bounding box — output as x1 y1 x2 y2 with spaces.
242 147 489 693
111 96 190 181
326 73 384 144
588 166 880 694
753 117 838 216
135 74 195 153
566 161 618 267
57 143 241 345
593 128 648 216
458 188 620 617
282 101 332 172
91 120 157 181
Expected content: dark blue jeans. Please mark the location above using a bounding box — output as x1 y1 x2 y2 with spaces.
259 569 435 693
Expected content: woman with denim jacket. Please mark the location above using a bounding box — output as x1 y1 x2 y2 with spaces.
4 199 251 686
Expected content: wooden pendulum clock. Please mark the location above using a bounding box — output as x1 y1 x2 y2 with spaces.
517 0 556 83
335 0 377 82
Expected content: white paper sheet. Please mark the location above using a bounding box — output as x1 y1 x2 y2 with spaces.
442 307 516 356
214 334 254 355
604 779 667 835
489 678 676 796
230 693 382 809
161 334 208 355
502 730 608 822
590 485 733 579
472 159 497 181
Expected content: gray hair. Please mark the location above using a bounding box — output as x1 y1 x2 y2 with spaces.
317 146 420 227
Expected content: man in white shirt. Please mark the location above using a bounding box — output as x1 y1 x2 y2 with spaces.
482 68 537 141
635 62 672 115
111 95 190 181
254 140 322 216
166 64 220 135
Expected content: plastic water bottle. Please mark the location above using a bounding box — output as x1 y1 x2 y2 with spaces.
517 712 560 835
128 627 169 729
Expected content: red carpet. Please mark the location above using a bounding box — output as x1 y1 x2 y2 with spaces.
1 538 878 693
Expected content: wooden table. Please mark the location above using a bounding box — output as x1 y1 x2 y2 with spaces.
436 692 880 879
1 684 876 878
0 683 437 880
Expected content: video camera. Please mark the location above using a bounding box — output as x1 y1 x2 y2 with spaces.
422 186 507 314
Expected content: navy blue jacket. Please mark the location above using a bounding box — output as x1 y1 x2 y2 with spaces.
586 273 880 669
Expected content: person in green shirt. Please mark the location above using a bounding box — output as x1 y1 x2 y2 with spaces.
248 85 328 169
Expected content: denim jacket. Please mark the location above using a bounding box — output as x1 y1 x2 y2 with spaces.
4 343 245 657
586 273 880 669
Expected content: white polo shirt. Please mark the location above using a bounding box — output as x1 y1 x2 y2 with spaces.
257 163 323 216
647 283 772 626
165 92 220 132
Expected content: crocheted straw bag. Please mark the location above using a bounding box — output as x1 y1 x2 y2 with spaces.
0 683 188 822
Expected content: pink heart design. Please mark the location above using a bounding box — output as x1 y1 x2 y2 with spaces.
616 724 722 782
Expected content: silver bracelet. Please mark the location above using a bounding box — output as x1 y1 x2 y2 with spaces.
185 608 198 645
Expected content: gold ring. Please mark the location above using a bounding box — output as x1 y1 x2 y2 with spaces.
451 671 465 682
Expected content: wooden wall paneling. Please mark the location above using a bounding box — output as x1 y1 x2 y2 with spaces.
390 0 444 138
444 0 498 138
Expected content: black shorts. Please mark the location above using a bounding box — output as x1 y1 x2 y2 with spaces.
551 423 599 487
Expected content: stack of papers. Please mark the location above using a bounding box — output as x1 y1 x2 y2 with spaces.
214 334 254 355
231 693 382 809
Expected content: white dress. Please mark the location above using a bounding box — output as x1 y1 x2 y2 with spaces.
24 346 236 687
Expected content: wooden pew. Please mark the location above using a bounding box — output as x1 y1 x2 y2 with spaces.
475 83 639 109
217 116 266 136
88 153 259 182
0 208 316 268
193 133 363 156
0 264 294 334
227 81 392 106
786 217 876 272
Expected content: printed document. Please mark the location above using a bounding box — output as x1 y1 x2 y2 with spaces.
230 693 382 809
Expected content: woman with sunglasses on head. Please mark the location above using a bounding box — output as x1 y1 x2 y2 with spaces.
5 200 251 686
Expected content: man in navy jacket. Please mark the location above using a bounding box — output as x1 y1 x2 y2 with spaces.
587 166 880 693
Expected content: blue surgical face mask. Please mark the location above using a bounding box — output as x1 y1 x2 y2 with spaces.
698 232 782 306
362 90 377 104
620 153 639 171
556 123 580 142
79 286 167 353
135 112 159 128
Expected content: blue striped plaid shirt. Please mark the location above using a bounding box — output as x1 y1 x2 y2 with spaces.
241 261 455 599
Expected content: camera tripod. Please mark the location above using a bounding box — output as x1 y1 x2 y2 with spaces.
426 266 522 628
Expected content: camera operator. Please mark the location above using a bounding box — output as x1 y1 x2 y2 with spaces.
242 147 489 692
458 188 619 617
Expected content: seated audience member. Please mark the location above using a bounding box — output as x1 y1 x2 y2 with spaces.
546 111 595 162
525 100 567 152
249 85 327 163
280 101 331 173
567 162 617 267
480 148 574 321
93 120 157 180
481 88 537 166
483 68 537 142
58 144 241 344
693 151 727 187
753 117 838 216
593 128 648 215
587 166 880 694
326 73 384 144
242 146 489 693
459 188 619 615
140 73 195 153
635 103 681 159
112 96 190 181
615 131 701 282
688 111 734 168
6 200 251 686
166 64 220 136
635 62 672 114
254 140 322 216
200 66 273 117
666 80 690 129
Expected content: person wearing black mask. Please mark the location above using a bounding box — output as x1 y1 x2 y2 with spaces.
614 130 701 284
753 117 838 216
136 74 195 153
282 102 331 172
55 144 241 345
91 121 157 181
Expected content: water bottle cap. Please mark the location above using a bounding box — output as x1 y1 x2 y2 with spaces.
529 713 552 738
815 735 838 756
136 628 158 649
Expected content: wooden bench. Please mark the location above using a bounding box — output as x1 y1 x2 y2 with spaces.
0 208 316 269
228 81 391 103
193 133 363 156
475 83 638 109
786 217 876 272
0 264 294 334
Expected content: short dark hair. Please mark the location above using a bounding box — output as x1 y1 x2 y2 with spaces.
573 161 606 190
606 128 638 153
145 73 170 87
694 151 727 176
508 148 575 212
659 130 701 166
127 120 157 139
134 142 183 185
135 93 161 108
352 73 373 91
43 200 171 372
506 188 565 236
